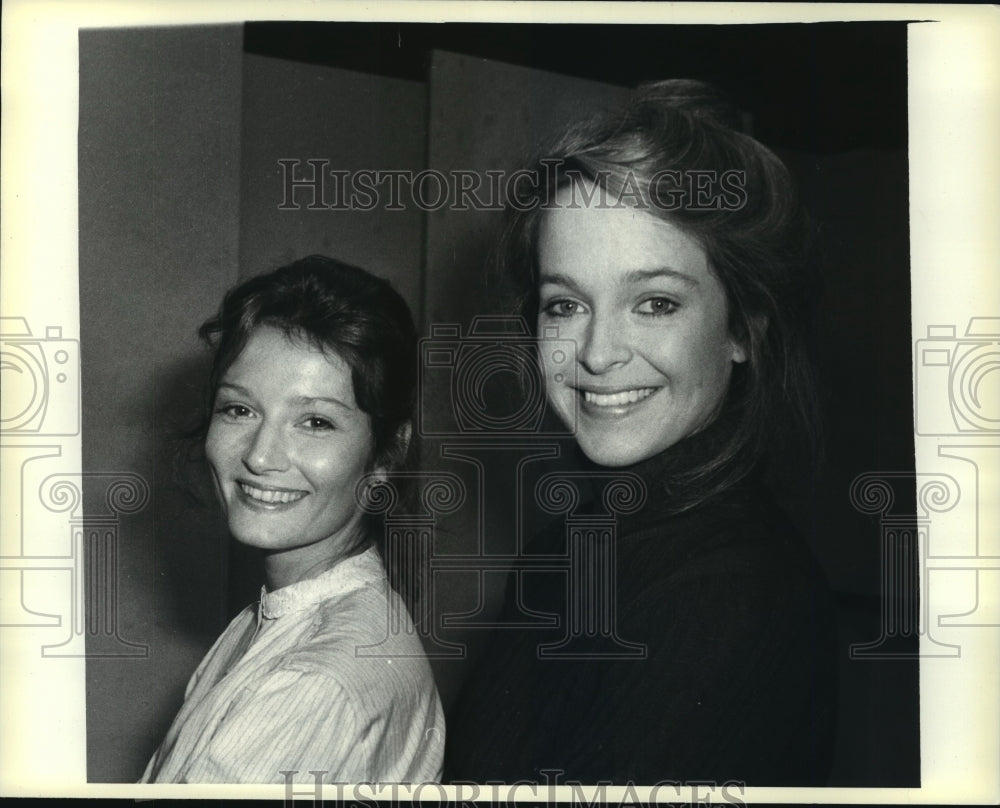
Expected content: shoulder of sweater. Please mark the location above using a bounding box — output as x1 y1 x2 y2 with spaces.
621 491 831 612
625 482 812 565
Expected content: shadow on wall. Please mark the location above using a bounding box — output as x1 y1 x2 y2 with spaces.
155 351 231 643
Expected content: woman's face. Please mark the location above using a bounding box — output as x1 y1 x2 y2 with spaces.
537 184 746 467
205 325 377 565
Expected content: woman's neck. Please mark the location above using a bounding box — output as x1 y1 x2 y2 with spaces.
262 530 369 591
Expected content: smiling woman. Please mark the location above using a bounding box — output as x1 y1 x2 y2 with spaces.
206 328 378 588
446 80 837 785
536 189 747 467
141 256 444 784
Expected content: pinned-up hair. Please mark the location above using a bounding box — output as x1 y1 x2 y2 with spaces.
198 254 417 472
196 255 421 603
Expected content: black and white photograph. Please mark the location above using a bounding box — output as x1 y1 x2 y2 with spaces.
1 2 997 803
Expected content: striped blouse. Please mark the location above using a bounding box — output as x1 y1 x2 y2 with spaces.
141 547 444 783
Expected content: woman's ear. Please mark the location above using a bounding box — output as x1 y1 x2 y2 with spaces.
731 314 767 365
371 421 413 481
396 421 413 461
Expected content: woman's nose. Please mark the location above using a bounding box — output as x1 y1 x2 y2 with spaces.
241 421 289 474
578 312 632 375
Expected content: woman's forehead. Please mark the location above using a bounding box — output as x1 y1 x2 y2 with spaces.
224 326 353 390
538 200 710 279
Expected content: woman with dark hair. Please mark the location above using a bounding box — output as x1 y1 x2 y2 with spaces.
445 80 837 785
142 255 443 783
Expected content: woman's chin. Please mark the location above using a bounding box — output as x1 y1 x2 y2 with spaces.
225 518 297 552
577 436 657 468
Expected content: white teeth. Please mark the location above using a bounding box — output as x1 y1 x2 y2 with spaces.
239 483 305 504
583 388 656 407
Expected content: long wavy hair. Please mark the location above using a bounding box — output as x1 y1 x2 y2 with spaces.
498 79 821 511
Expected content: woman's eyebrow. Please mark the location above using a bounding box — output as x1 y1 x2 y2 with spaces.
623 267 700 287
217 384 352 411
540 268 700 289
538 271 580 289
217 382 252 396
293 395 352 411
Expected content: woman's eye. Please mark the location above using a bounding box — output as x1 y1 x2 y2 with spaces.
216 403 252 419
636 297 679 316
542 299 583 317
303 416 335 431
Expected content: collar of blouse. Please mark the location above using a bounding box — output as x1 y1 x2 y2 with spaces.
258 545 383 619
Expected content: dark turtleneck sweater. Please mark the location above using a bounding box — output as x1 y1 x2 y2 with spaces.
444 426 838 785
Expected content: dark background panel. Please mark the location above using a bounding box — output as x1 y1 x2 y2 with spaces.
244 21 910 152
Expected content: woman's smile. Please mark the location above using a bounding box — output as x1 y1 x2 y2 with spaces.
205 325 380 574
236 481 308 506
575 384 662 419
537 182 747 467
